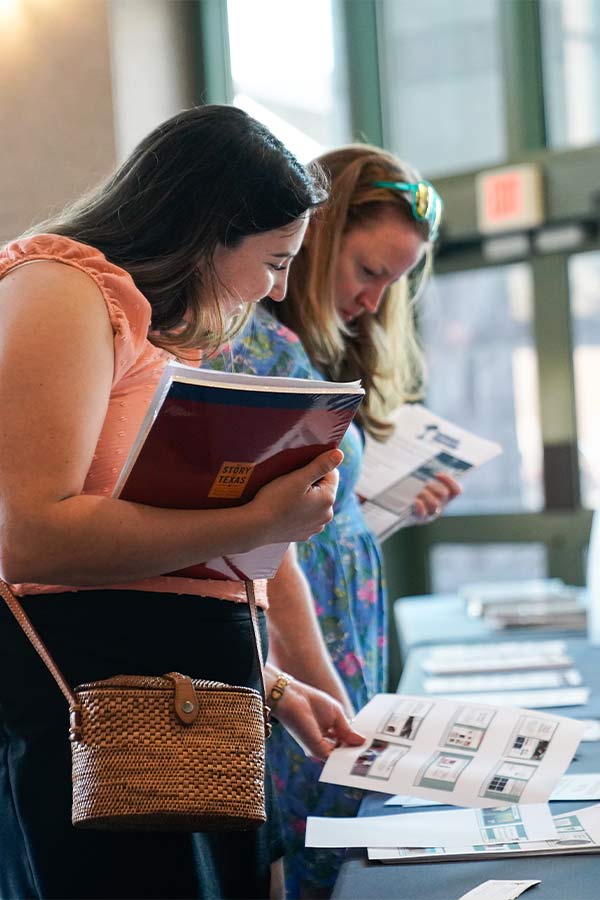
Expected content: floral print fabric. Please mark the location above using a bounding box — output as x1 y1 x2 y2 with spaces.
206 306 387 896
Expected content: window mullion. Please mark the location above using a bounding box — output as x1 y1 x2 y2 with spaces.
531 253 580 509
194 0 233 105
340 0 384 147
499 0 547 158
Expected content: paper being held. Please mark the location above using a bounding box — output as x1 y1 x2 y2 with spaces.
384 773 600 806
319 693 585 808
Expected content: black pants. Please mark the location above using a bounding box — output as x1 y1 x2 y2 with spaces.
0 591 283 900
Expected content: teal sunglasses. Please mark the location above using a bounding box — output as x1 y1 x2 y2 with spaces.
372 180 442 240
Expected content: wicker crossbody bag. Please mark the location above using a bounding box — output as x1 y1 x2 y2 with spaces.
0 578 271 831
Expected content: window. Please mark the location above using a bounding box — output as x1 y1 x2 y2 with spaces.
379 0 506 176
541 0 600 150
420 264 543 513
226 0 351 163
569 250 600 508
430 543 548 594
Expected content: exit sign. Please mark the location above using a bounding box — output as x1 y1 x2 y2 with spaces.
476 164 544 234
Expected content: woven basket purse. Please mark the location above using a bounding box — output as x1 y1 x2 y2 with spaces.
0 579 271 832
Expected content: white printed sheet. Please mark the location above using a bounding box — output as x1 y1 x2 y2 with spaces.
422 668 583 694
320 694 585 808
421 640 572 676
305 802 557 849
430 687 590 709
458 881 541 900
367 802 600 862
356 405 501 538
384 773 600 806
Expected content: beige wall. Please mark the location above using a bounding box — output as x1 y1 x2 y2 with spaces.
109 0 197 162
0 0 116 240
0 0 197 241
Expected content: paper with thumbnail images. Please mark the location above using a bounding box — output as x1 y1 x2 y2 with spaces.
367 802 600 862
384 772 600 806
319 693 585 808
305 802 557 849
356 404 502 539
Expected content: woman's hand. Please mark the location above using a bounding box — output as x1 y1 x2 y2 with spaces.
251 449 343 544
266 546 356 719
412 473 462 522
267 670 364 762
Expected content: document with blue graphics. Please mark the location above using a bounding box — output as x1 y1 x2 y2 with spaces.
306 802 557 849
367 802 600 862
356 404 501 539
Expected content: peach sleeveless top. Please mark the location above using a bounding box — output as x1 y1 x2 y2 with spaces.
0 235 267 607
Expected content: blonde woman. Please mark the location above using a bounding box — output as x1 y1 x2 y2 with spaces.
207 144 460 898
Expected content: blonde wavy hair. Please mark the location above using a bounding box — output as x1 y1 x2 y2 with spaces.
266 144 438 440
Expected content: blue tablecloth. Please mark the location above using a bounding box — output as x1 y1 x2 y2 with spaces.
332 637 600 899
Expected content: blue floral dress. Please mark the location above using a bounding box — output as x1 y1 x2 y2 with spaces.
206 306 387 896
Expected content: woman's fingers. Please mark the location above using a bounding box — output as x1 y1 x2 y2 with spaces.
412 473 462 520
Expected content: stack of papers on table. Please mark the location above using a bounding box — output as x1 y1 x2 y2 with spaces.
367 802 600 863
306 803 557 849
459 579 587 630
421 641 573 676
460 579 570 617
485 600 587 631
423 669 583 694
427 688 590 710
420 640 589 709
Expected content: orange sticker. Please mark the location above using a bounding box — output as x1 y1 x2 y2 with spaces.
208 461 255 499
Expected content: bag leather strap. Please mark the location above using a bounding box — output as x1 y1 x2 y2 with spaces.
0 578 268 715
0 578 78 707
243 579 268 705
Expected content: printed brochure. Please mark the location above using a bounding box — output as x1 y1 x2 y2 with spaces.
305 802 557 849
368 802 600 862
356 404 501 539
421 640 573 676
319 693 585 808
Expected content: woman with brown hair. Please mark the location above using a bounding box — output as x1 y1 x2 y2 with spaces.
208 143 460 898
0 106 365 900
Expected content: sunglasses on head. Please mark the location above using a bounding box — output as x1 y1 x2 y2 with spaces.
372 179 442 241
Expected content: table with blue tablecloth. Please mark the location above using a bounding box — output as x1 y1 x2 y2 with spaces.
332 636 600 900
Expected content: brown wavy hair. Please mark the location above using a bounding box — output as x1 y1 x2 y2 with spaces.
26 105 328 357
265 144 438 439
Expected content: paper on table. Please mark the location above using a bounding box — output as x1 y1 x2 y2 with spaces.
425 640 567 660
422 641 571 676
434 687 590 709
423 669 583 694
581 719 600 741
550 773 600 801
458 880 541 900
423 654 573 677
319 694 585 807
305 803 556 849
368 802 600 862
384 774 600 806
